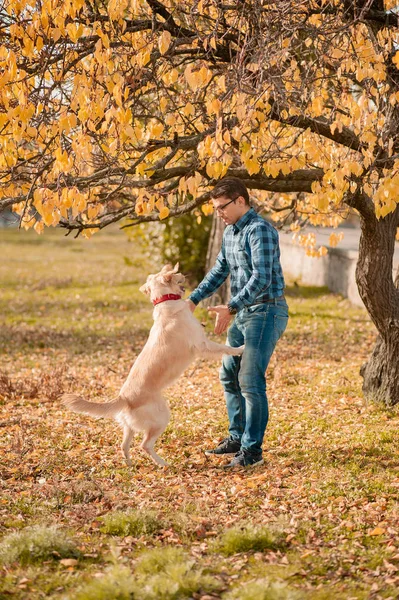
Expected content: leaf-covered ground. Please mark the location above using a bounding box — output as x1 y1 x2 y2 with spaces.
1 227 398 600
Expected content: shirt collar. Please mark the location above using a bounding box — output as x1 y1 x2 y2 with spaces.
232 207 256 233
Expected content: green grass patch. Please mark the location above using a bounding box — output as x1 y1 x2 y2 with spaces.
0 525 80 566
74 566 135 600
223 579 299 600
134 546 220 599
100 509 163 537
212 525 286 556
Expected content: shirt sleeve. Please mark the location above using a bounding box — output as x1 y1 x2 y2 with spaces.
188 240 229 305
228 224 275 312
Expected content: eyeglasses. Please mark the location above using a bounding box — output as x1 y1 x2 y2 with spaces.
213 197 239 213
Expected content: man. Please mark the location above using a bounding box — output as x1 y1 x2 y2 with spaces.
187 177 288 468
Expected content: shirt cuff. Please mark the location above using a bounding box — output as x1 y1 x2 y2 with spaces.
187 292 201 305
228 297 244 312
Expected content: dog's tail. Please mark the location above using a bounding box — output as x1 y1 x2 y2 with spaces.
62 394 126 419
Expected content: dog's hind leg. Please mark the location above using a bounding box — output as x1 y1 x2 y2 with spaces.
141 425 168 467
121 426 134 466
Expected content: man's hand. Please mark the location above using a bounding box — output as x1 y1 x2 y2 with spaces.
208 305 232 335
186 299 196 313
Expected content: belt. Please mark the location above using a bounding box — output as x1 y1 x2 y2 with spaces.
251 295 285 306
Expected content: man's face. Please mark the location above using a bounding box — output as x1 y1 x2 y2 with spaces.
212 195 247 225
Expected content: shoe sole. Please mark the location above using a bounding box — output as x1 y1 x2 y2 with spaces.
222 458 264 469
204 450 238 457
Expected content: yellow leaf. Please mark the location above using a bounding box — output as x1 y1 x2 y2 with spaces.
202 203 214 216
244 158 260 175
218 75 226 93
158 30 172 55
50 28 62 42
317 195 329 211
34 220 44 235
223 130 231 145
165 113 177 126
149 121 164 137
207 98 221 115
329 232 344 248
182 103 194 117
206 161 215 178
159 97 168 113
168 68 179 84
159 206 170 219
368 527 385 536
184 65 202 91
66 23 83 43
87 204 101 220
60 559 78 567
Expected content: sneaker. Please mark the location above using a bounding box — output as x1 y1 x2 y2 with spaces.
204 437 241 456
222 450 264 469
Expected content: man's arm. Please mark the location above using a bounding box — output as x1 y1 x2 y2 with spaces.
228 224 274 313
188 242 229 307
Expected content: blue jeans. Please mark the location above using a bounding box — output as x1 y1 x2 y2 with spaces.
220 299 289 456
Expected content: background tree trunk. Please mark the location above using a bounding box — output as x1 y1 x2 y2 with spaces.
360 332 399 406
357 210 399 406
203 215 230 307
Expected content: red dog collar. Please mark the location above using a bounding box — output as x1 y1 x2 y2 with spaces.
153 294 182 306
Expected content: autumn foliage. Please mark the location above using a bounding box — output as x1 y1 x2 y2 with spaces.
0 0 398 236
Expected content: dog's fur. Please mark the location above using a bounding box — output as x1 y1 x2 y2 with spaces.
62 263 244 467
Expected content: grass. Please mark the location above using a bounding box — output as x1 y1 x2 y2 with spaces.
1 225 399 599
73 549 220 600
224 580 299 600
134 547 220 599
0 525 79 566
100 509 163 537
212 525 285 556
73 566 135 600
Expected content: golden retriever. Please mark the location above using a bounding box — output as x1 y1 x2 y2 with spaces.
62 264 244 467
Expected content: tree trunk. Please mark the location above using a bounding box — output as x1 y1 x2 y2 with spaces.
360 332 399 406
203 214 230 307
356 207 399 406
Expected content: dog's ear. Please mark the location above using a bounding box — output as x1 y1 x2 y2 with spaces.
161 271 174 283
139 282 150 295
161 264 173 273
173 262 179 273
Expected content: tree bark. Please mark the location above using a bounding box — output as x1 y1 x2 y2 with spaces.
360 333 399 406
356 206 399 406
203 215 230 307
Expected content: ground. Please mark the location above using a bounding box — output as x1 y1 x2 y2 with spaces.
0 226 398 600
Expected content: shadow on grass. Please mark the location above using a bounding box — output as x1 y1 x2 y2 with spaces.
285 284 331 299
313 445 399 473
0 324 149 354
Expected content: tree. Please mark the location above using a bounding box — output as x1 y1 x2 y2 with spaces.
1 0 399 404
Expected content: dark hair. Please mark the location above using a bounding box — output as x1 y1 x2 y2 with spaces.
211 177 250 205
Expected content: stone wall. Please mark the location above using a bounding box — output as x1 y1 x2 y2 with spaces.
279 228 399 307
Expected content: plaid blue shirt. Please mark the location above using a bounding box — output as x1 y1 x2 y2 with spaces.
189 208 285 312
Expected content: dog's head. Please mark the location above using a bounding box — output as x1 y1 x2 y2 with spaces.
139 263 186 301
